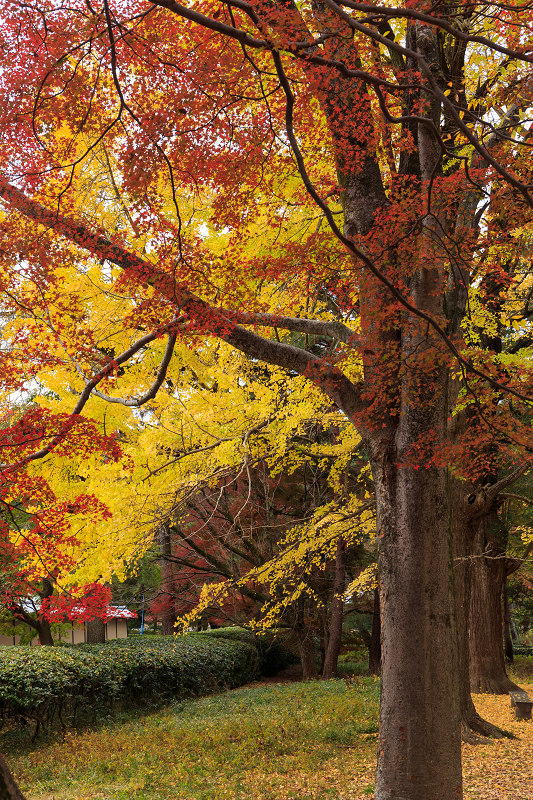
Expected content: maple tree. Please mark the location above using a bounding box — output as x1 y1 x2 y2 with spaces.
0 427 117 645
0 1 532 799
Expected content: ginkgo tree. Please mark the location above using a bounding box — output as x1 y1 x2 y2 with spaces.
17 259 373 676
0 1 532 799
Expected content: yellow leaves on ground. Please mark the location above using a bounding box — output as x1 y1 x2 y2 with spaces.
10 682 533 800
350 685 533 800
462 684 533 800
8 678 533 800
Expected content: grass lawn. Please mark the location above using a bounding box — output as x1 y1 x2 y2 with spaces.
1 676 380 800
3 656 533 800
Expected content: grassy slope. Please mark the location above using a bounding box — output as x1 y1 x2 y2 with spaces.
3 655 533 800
2 677 379 800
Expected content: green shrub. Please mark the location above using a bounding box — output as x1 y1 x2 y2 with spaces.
0 647 117 733
0 634 260 733
198 627 299 676
509 654 533 681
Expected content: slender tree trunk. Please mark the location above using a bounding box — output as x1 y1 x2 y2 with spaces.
293 608 318 680
159 522 177 635
0 755 27 800
297 633 318 679
368 587 381 676
503 579 514 664
469 515 519 694
322 537 346 679
86 619 106 644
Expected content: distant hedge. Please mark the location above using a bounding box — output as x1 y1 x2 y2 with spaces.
201 627 299 676
0 634 260 734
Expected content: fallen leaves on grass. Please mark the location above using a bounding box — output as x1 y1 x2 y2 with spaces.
350 681 533 800
462 683 533 800
5 678 533 800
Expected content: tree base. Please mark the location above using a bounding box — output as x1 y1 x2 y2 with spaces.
0 753 28 800
461 710 514 744
470 675 521 695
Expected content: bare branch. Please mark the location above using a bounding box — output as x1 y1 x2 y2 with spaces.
79 330 177 407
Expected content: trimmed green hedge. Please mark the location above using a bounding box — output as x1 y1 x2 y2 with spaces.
200 627 299 676
0 634 260 733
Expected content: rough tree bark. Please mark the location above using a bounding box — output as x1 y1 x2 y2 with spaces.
469 511 520 694
370 401 462 799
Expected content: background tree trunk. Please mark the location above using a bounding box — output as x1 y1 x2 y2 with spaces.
451 478 508 741
158 523 177 635
86 619 106 644
293 602 318 679
503 578 514 664
469 514 519 694
322 538 346 679
368 587 381 676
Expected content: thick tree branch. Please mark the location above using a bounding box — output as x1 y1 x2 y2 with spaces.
1 174 530 425
227 312 356 344
467 464 531 519
0 177 366 425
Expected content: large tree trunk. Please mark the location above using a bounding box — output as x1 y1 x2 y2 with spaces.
373 451 462 800
0 755 27 800
322 537 346 679
469 513 519 694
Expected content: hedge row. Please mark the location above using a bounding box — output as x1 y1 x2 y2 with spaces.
200 627 299 676
0 634 260 734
